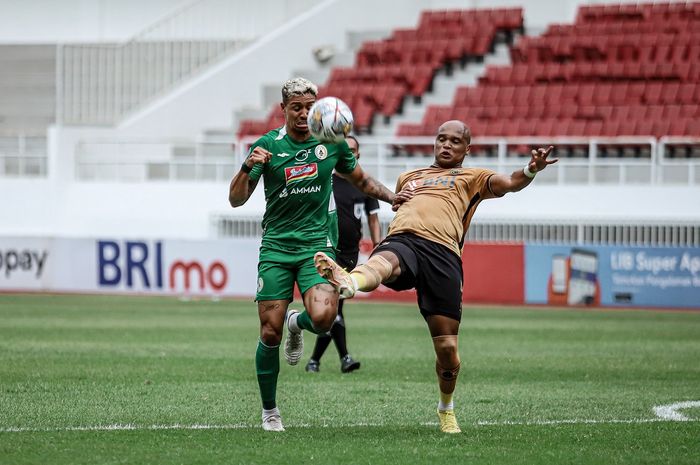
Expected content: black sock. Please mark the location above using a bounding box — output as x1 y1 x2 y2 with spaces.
332 304 349 358
311 333 332 362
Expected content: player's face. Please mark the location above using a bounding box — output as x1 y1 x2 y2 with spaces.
282 93 316 139
434 122 470 168
346 137 360 160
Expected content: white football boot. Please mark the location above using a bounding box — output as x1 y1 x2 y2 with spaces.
284 309 304 365
262 407 285 432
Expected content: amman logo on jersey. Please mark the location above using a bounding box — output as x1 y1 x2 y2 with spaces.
279 185 320 198
285 163 318 184
289 185 321 195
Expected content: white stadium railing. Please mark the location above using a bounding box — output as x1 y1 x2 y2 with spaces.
210 214 700 247
56 0 323 126
0 133 48 177
6 134 699 182
72 135 700 186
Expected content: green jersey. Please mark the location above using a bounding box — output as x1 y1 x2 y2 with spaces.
248 126 358 249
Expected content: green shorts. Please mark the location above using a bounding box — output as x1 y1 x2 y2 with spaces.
255 242 335 302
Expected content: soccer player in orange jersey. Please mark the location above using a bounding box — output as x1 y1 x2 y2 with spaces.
314 120 558 433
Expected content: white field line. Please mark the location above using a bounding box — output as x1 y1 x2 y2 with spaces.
653 401 700 421
1 417 697 433
2 402 697 433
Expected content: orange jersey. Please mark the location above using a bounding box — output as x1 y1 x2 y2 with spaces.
388 166 500 256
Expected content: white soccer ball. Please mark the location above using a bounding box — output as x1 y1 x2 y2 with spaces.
308 96 354 143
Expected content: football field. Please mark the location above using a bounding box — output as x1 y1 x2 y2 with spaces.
1 294 698 464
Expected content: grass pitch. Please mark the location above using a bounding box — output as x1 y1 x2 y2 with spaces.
0 294 698 464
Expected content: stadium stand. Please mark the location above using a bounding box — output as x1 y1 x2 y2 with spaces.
396 2 700 157
0 45 54 176
236 7 524 137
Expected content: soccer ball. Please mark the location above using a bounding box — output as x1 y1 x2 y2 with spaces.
308 96 354 143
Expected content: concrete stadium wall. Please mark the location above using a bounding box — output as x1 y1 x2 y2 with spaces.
0 0 184 43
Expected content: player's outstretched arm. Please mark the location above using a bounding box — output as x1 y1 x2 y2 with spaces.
228 147 270 207
489 145 558 197
341 164 396 204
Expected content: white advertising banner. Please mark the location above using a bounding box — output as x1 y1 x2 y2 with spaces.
0 237 52 290
0 236 261 297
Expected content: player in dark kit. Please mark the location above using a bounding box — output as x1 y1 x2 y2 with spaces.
305 135 381 374
315 120 557 433
228 77 402 432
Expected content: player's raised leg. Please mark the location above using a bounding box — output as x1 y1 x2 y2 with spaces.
314 251 395 298
313 252 356 298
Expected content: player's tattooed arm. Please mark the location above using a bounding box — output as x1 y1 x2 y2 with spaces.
342 165 395 204
229 170 258 207
228 147 270 207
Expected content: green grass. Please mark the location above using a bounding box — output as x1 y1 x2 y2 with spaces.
0 294 699 464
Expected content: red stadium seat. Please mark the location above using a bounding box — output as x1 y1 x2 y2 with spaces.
237 3 697 139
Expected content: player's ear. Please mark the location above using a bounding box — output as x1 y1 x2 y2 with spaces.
280 102 286 112
465 144 471 155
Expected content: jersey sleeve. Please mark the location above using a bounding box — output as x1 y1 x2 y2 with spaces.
394 172 407 193
475 168 502 199
246 136 269 181
333 140 358 174
364 195 380 215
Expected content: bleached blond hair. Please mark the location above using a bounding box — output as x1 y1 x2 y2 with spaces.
281 77 318 103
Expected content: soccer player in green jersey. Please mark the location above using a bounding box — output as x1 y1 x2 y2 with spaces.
228 77 399 431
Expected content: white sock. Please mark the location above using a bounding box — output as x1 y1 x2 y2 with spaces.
262 407 280 420
438 400 454 411
350 274 359 291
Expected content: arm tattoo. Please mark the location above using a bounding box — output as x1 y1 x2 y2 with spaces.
358 174 394 203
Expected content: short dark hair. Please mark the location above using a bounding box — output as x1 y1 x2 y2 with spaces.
346 134 360 150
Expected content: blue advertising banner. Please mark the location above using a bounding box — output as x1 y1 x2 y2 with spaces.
525 245 700 309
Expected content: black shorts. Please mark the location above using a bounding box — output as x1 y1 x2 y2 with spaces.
372 233 463 322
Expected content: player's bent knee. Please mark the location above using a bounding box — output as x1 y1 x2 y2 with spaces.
310 311 335 332
432 335 459 367
261 325 283 346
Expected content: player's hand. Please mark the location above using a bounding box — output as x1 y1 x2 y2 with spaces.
244 147 272 169
391 181 416 211
527 145 558 173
